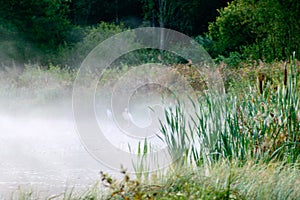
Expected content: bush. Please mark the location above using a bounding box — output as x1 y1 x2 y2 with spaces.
55 22 128 68
194 35 215 57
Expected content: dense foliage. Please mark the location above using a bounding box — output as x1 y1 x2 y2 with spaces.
209 0 300 62
1 0 300 66
0 0 231 66
140 0 229 35
0 0 71 50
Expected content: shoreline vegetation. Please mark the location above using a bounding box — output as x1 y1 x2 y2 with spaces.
11 160 300 199
1 56 299 199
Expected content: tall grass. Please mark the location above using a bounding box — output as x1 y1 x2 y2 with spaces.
159 55 299 167
10 159 300 199
159 100 191 168
128 138 152 181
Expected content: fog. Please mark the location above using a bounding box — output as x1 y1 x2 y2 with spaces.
0 101 107 198
0 66 171 198
0 67 108 198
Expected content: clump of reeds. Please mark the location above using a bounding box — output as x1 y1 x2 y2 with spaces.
159 54 299 167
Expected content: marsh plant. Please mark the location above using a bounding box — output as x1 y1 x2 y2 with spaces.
128 138 152 181
159 101 192 169
159 55 299 169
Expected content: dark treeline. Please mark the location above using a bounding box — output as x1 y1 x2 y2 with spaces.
0 0 299 67
0 0 230 66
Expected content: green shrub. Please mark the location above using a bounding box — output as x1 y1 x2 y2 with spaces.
194 35 215 57
56 22 128 68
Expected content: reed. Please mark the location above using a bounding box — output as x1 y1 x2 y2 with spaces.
159 54 299 167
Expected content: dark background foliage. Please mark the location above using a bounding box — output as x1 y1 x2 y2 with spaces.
0 0 299 67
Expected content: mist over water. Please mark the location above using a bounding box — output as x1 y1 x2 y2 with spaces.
0 67 108 198
0 66 172 198
0 99 105 198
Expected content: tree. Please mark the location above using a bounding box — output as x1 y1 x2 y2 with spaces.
0 0 73 64
208 0 300 61
140 0 231 35
0 0 72 50
69 0 143 27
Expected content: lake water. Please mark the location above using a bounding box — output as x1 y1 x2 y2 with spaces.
0 98 169 199
0 67 186 198
0 110 106 198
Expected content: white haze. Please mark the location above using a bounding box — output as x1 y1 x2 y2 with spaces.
0 67 109 198
0 65 170 198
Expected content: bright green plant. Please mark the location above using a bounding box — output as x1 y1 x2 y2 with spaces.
128 138 153 181
159 101 191 169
